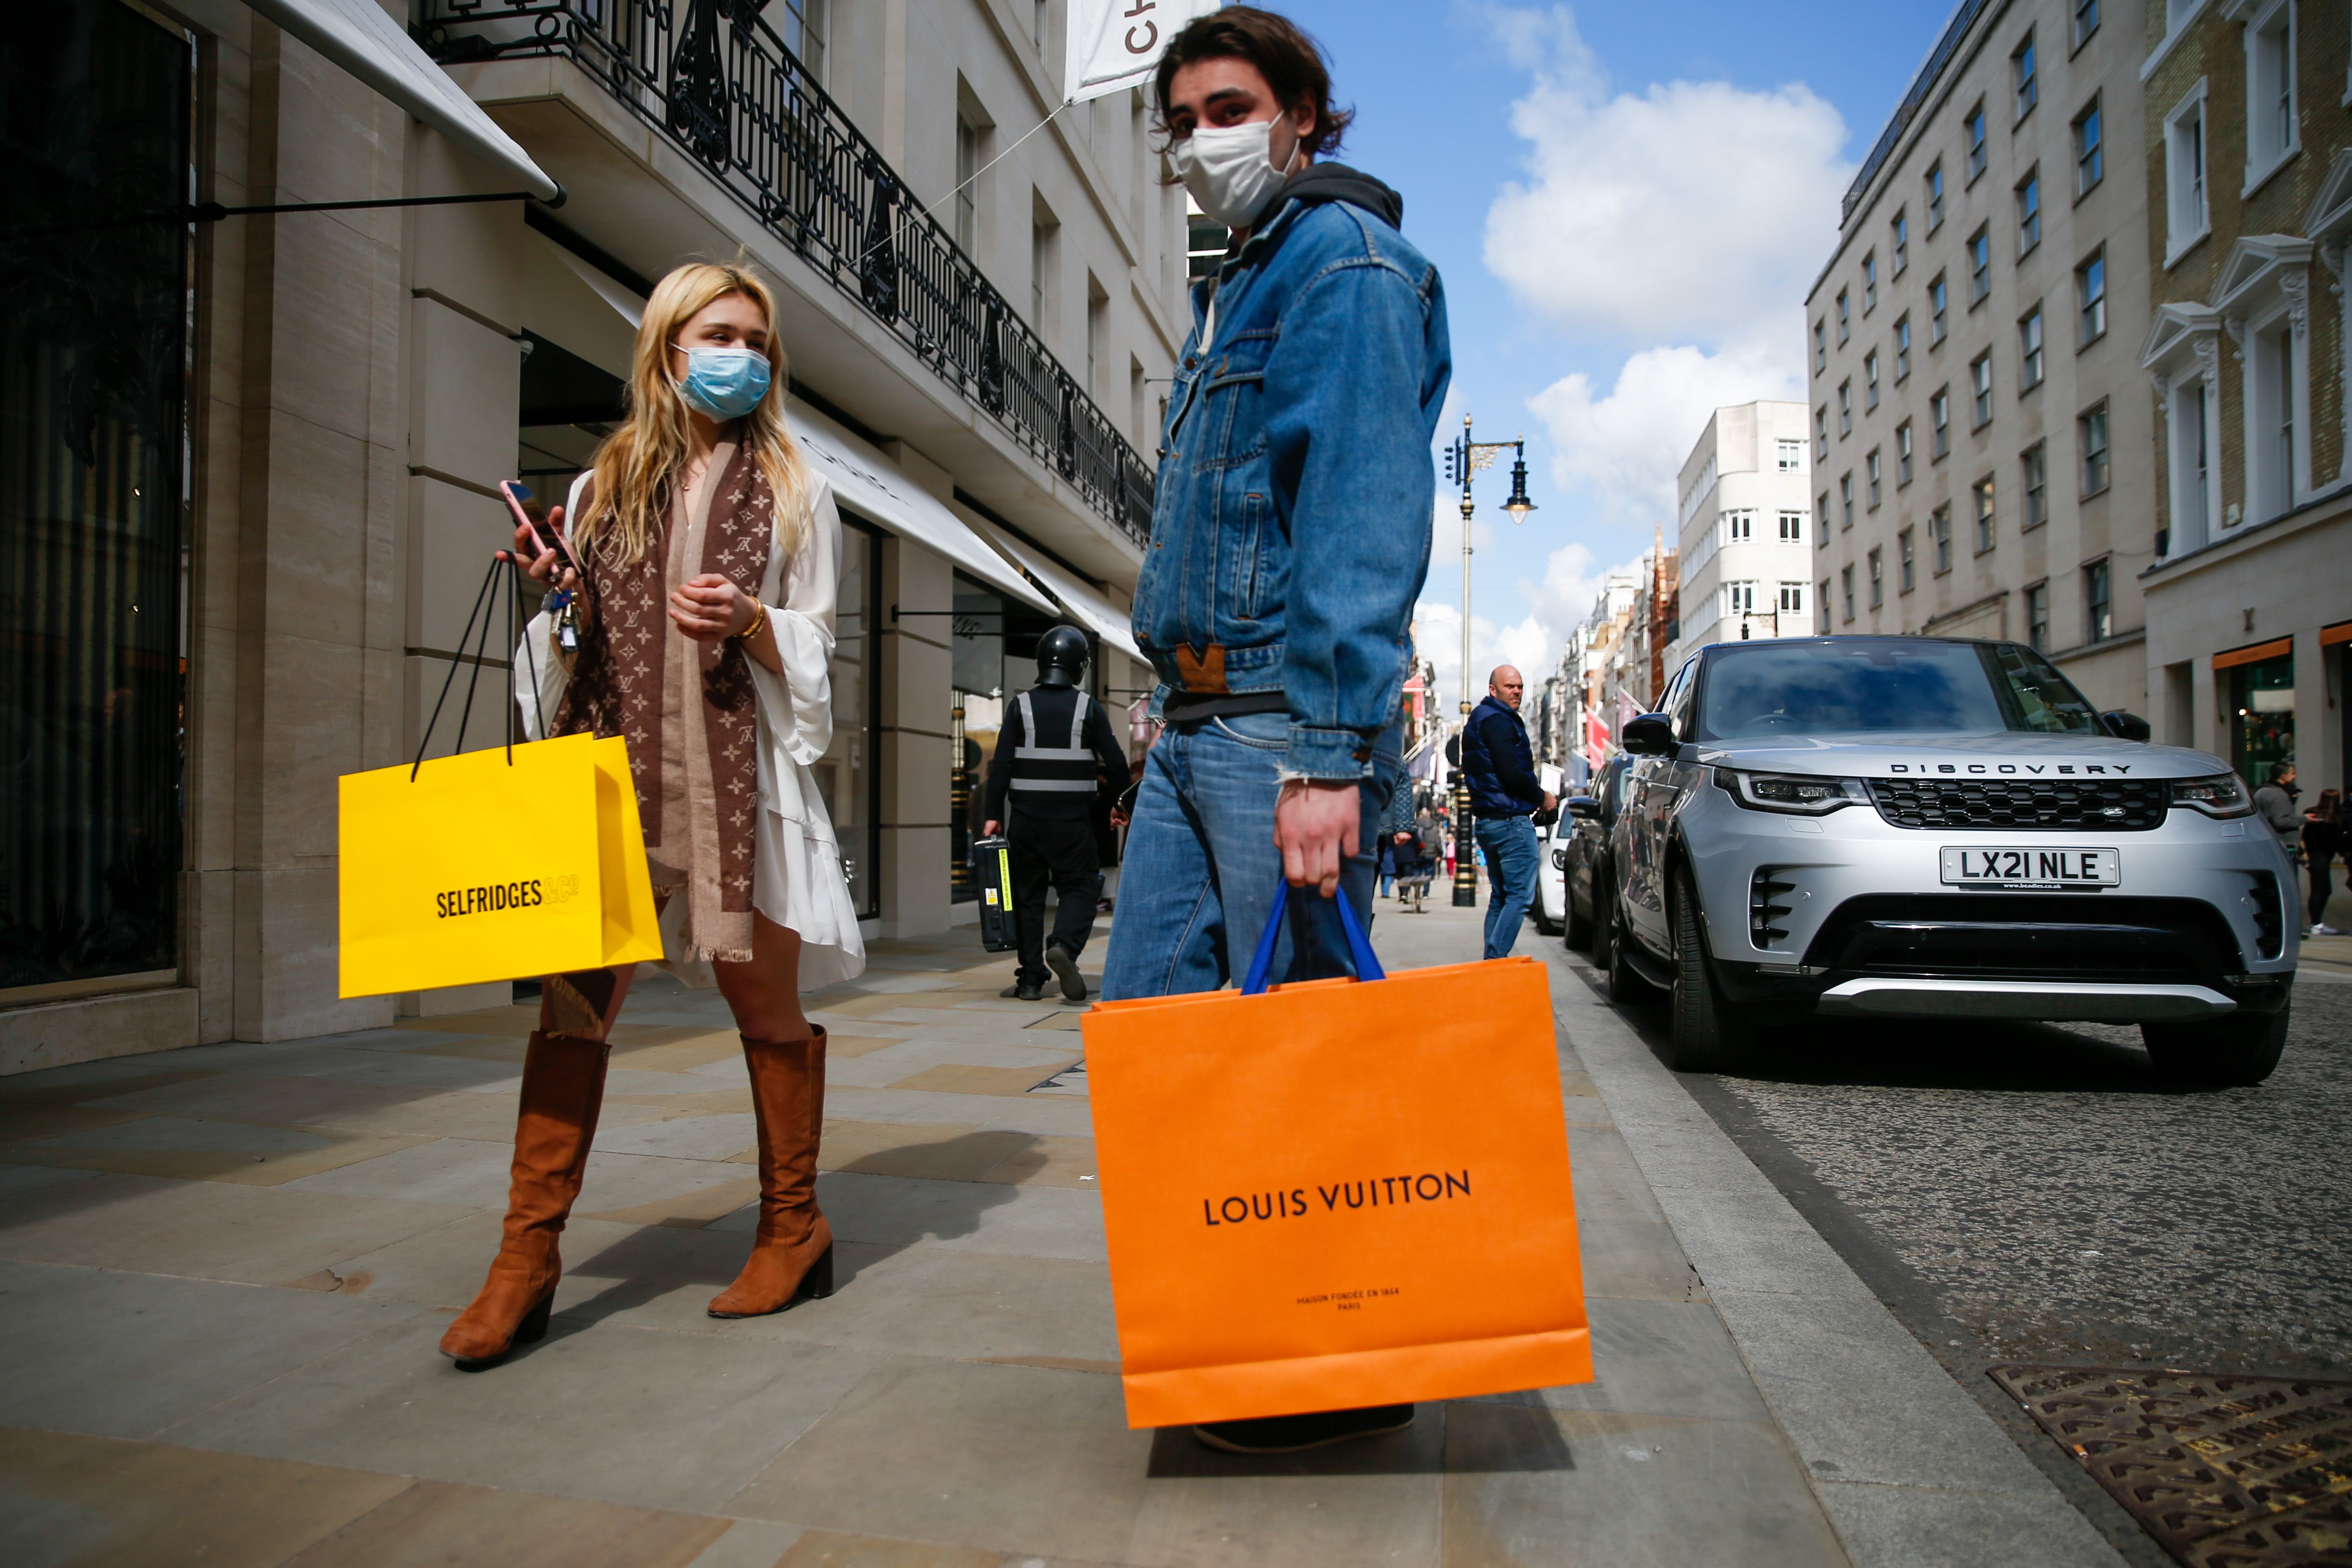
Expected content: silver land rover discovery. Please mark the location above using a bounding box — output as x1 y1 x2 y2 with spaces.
1597 636 2296 1084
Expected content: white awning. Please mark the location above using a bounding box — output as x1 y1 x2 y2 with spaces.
973 520 1145 665
790 407 1056 615
243 0 561 201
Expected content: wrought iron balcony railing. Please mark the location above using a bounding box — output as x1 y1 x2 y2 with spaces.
422 0 1154 545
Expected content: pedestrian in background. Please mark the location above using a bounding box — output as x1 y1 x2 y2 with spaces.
1376 776 1417 897
2305 787 2344 937
1459 665 1556 960
451 262 864 1371
2255 762 2302 860
1106 5 1450 1454
982 626 1131 1003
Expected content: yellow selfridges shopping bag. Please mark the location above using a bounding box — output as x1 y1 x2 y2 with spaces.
338 731 661 998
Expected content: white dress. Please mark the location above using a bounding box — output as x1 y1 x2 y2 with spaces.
516 470 868 991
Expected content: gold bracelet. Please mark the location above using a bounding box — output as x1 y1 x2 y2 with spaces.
738 597 769 642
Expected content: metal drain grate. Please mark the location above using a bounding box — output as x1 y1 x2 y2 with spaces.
1986 1364 2352 1567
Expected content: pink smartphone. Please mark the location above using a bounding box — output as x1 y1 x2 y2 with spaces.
500 480 574 574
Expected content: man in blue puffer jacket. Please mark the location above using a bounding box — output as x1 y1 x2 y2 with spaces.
1101 6 1451 1458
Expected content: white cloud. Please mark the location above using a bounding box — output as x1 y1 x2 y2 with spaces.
1528 342 1801 524
1481 8 1851 353
1413 537 1644 713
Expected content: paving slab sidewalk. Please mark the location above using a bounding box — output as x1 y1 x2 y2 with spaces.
0 899 2081 1566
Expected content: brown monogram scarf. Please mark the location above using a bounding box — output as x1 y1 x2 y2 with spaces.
558 440 771 964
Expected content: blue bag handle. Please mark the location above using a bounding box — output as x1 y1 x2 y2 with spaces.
1240 884 1386 996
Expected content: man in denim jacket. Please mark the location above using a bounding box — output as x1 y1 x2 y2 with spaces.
1102 7 1451 1455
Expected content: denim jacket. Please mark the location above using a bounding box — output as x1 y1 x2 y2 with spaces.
1133 165 1451 780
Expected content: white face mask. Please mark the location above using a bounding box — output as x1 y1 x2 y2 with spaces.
1171 117 1295 230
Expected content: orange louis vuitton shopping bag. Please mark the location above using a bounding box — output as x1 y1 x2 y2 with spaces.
1083 891 1591 1430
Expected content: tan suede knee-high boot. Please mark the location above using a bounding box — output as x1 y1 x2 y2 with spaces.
707 1029 834 1318
440 1032 610 1367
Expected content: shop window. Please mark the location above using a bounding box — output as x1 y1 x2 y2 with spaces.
0 0 192 993
2229 652 2294 788
823 519 882 918
949 573 1064 900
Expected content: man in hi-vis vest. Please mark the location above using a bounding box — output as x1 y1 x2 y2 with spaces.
984 626 1133 1001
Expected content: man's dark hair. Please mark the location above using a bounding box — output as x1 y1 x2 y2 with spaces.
2268 761 2293 783
1153 7 1353 159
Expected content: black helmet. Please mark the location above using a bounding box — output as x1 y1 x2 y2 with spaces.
1036 625 1089 688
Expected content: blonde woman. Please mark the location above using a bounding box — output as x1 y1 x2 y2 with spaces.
440 263 865 1369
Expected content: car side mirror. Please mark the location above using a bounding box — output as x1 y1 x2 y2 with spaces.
1620 713 1675 756
2101 709 2151 742
1565 796 1599 819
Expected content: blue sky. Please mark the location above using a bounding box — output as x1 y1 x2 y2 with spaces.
1273 0 1954 706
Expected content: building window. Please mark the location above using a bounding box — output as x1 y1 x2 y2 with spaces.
1969 226 1992 303
1899 527 1917 592
2022 441 2048 529
1932 387 1952 457
2084 557 2113 642
1971 353 1993 426
1820 577 1832 618
2027 582 2050 651
2164 87 2209 258
1779 580 1805 614
1725 509 1754 541
2019 306 2044 390
2073 0 2100 49
2080 401 2110 495
1840 472 1854 529
1841 564 1856 622
1031 216 1054 333
1894 315 1912 380
1892 210 1910 275
1867 448 1883 508
2077 251 2106 344
1864 350 1880 410
2166 378 2213 553
782 0 829 81
2245 2 2298 176
2250 314 2299 521
1724 580 1757 618
2016 169 2041 255
1869 547 1884 608
1973 477 1996 552
1932 504 1954 573
1965 102 1988 181
1816 406 1829 460
1862 252 1878 313
2013 31 2038 121
1779 509 1805 541
2074 97 2103 195
1929 273 1949 342
1927 161 1946 230
954 113 980 250
1813 319 1827 374
1837 288 1850 343
1897 421 1914 485
1777 438 1804 473
1817 492 1831 545
1838 380 1852 436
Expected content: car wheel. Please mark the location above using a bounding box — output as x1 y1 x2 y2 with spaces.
1532 894 1560 937
1665 865 1753 1072
1564 874 1593 950
1600 875 1658 1005
2142 1001 2289 1087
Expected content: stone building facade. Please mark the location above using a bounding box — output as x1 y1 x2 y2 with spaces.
1805 0 2155 713
0 0 1183 1071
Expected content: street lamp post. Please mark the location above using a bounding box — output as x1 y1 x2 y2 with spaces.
1441 414 1537 909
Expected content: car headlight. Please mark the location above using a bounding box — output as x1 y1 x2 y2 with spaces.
1714 769 1870 815
2170 773 2255 818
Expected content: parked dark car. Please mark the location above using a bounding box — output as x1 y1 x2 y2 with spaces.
1553 754 1630 950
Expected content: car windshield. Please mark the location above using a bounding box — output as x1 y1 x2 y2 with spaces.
1697 640 2103 740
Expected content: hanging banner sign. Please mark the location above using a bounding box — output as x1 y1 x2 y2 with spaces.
1065 0 1222 104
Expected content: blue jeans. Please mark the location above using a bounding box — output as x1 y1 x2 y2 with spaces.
1102 712 1402 1001
1474 815 1539 960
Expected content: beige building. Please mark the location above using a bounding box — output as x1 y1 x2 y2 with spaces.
0 0 1185 1072
2135 0 2351 794
1805 0 2153 713
1669 400 1819 664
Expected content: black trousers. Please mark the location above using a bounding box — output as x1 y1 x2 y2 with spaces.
1008 807 1103 987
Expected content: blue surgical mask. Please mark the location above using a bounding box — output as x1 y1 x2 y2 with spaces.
672 344 771 421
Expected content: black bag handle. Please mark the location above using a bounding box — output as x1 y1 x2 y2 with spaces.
409 552 549 780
